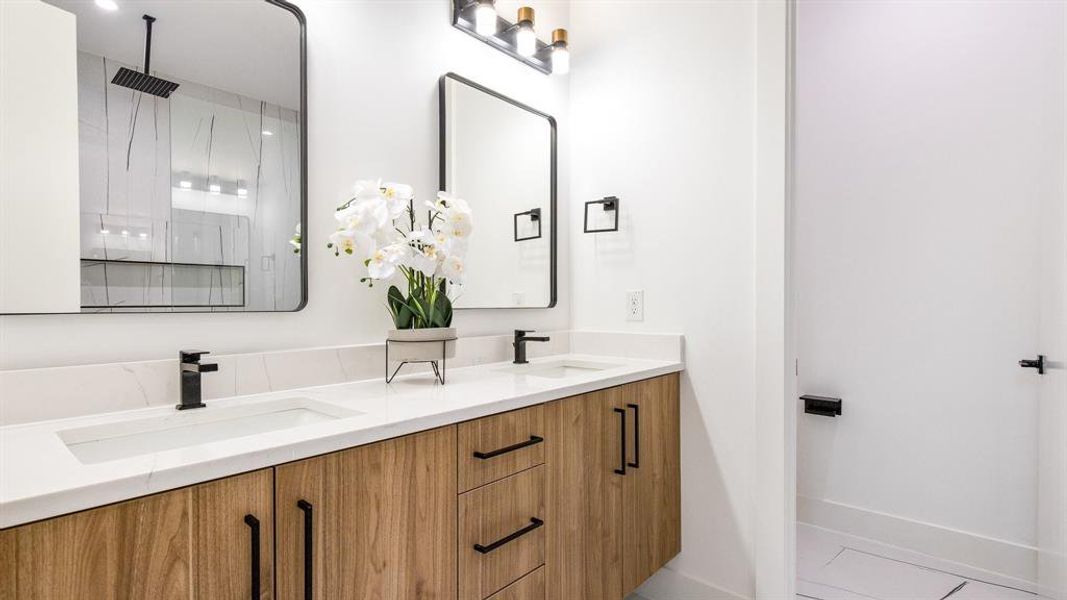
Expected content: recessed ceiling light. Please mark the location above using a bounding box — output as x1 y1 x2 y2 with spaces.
99 229 110 235
138 232 148 239
120 230 129 236
94 0 119 11
179 180 192 189
261 130 274 136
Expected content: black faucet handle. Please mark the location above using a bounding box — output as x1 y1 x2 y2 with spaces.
515 329 536 337
199 363 219 373
180 350 211 363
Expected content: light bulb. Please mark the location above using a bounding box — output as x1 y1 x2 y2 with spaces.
516 23 536 57
179 180 192 189
95 0 118 11
237 187 248 197
209 184 221 195
474 1 496 37
552 45 569 74
261 130 273 137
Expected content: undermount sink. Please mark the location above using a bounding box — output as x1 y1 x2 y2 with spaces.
58 397 361 464
496 359 621 379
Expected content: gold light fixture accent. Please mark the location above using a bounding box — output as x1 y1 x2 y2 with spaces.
515 7 537 57
551 28 569 74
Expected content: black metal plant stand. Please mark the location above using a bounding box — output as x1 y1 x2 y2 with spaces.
384 337 456 384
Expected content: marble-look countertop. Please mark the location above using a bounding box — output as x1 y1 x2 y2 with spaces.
0 354 683 529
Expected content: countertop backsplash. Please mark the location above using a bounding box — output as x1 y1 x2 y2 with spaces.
0 331 683 427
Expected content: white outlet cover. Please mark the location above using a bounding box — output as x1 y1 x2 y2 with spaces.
627 290 644 321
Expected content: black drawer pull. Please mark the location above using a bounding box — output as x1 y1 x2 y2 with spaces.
473 435 544 460
243 514 260 600
297 500 314 600
614 407 626 475
473 517 544 554
626 403 640 468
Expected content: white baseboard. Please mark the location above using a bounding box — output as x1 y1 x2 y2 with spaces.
798 495 1038 588
635 567 751 600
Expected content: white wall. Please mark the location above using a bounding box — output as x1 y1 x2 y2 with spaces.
0 0 570 369
795 0 1063 582
569 2 789 597
0 0 81 314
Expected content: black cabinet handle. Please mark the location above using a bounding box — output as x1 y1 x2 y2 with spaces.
243 514 260 600
614 407 627 475
473 517 544 554
297 500 314 600
627 403 640 469
473 435 544 460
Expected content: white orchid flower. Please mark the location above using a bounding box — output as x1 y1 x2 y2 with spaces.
352 179 383 200
446 210 473 238
382 182 414 219
336 197 389 234
404 244 440 277
441 254 464 284
328 227 375 260
367 243 407 279
445 195 472 215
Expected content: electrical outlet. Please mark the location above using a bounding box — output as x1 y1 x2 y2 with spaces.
627 290 644 321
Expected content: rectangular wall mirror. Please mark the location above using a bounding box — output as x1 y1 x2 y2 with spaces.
439 73 556 309
0 0 306 314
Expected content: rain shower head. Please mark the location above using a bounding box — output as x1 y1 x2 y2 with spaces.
110 15 179 99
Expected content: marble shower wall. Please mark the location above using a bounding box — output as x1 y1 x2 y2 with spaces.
76 51 301 312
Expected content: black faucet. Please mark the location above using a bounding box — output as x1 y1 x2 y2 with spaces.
513 330 550 364
178 350 217 410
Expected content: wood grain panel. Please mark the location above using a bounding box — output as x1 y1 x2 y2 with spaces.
275 454 331 600
458 404 545 492
333 426 457 599
623 374 682 595
545 388 626 600
459 465 545 600
484 566 545 600
0 487 192 600
193 468 274 600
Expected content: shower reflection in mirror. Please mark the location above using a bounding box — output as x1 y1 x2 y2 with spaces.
5 0 305 314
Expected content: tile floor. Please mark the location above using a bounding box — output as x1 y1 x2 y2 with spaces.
797 524 1043 600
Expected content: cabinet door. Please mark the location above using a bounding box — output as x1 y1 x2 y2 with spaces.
276 426 457 600
0 467 274 600
622 374 681 595
545 387 626 600
0 487 192 600
193 469 275 600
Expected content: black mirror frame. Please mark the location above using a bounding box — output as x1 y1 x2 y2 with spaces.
438 72 558 309
1 0 307 315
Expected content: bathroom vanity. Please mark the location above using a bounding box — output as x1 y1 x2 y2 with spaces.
0 356 681 600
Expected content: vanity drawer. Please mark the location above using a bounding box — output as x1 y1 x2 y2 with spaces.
459 465 545 600
485 566 544 600
458 404 545 492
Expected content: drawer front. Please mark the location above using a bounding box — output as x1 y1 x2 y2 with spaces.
458 404 545 492
459 465 545 600
485 566 544 600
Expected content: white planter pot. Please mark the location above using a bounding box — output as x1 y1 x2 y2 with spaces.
386 327 457 362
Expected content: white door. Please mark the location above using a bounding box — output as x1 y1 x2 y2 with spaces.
796 1 1065 590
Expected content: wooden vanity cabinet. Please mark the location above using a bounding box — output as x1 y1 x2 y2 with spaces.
275 426 458 600
0 468 274 600
545 373 681 600
0 374 679 600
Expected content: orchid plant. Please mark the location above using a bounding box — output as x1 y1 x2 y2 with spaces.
326 179 472 330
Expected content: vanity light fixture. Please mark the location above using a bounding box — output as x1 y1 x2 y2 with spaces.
583 196 620 233
473 0 497 36
551 29 569 75
451 1 568 75
95 0 119 11
515 7 537 57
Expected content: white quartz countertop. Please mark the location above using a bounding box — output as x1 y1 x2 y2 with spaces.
0 354 682 529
